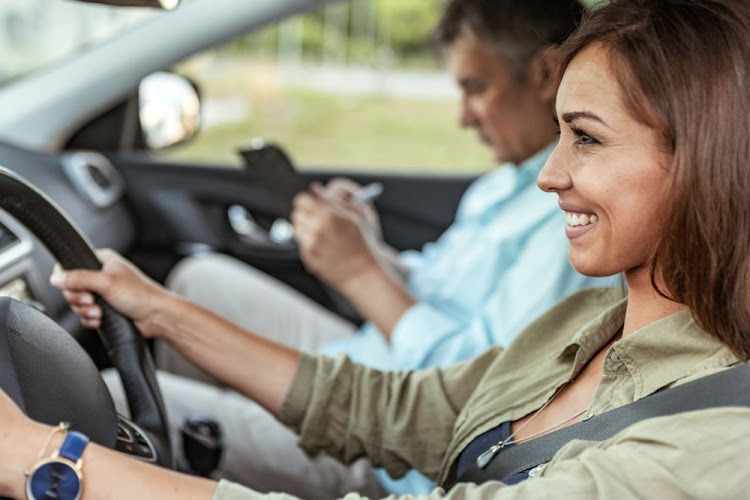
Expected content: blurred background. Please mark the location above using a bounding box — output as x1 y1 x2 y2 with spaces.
0 0 601 174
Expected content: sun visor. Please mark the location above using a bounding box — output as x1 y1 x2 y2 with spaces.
74 0 179 9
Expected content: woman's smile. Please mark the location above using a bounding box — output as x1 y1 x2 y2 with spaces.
560 201 599 239
564 213 598 238
537 44 673 279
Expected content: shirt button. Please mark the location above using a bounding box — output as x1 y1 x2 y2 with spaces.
528 465 543 477
611 353 622 363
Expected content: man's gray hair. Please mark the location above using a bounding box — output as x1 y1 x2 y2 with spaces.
434 0 585 78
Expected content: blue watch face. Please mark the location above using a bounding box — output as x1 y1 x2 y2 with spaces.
26 460 82 500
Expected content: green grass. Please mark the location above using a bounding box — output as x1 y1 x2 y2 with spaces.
158 87 493 174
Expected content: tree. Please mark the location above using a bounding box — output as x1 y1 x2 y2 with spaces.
375 0 448 57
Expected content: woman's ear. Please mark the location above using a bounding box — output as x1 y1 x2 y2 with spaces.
526 46 561 102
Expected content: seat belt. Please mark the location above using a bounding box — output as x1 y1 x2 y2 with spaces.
454 362 750 487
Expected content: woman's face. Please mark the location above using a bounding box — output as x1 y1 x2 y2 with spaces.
538 44 673 281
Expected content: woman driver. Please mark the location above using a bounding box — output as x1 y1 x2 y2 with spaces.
2 0 750 498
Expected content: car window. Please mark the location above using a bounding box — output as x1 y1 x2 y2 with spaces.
0 0 157 88
156 0 493 175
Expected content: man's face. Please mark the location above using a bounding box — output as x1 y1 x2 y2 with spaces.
446 28 556 165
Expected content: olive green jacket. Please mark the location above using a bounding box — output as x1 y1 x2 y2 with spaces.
212 288 749 499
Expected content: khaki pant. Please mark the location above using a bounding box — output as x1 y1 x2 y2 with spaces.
157 252 356 383
106 253 387 499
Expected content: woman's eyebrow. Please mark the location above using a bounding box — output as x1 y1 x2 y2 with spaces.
562 111 610 128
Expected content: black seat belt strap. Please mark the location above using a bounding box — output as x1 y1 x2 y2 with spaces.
455 362 750 486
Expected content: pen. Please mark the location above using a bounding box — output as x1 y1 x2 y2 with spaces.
351 182 384 205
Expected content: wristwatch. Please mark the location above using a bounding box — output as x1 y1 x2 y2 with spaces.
26 430 90 500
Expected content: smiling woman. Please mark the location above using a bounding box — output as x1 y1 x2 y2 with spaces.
539 43 674 281
548 0 750 358
3 0 750 499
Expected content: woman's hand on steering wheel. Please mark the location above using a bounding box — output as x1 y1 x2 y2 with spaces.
50 248 173 339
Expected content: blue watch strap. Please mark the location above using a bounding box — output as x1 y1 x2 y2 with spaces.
58 431 90 462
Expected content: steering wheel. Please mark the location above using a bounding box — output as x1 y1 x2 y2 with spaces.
0 166 173 467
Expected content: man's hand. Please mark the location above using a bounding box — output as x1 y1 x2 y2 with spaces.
49 249 173 338
291 185 379 289
292 178 416 337
316 178 384 244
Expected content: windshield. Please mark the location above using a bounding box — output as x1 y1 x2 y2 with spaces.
0 0 158 87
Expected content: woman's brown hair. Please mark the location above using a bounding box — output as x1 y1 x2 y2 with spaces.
558 0 750 357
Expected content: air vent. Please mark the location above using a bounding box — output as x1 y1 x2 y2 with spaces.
0 211 32 269
61 151 125 208
87 163 112 189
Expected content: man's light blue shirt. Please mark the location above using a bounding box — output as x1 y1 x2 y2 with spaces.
318 144 619 495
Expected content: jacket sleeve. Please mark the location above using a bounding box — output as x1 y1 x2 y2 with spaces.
277 349 502 481
213 408 750 500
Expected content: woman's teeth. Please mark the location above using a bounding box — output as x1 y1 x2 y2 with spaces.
566 212 598 227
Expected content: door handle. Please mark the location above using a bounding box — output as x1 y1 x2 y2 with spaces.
227 205 295 248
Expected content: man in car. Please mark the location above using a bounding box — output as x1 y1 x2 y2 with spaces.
116 0 616 497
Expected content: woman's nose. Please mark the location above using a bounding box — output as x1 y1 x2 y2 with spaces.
537 146 571 193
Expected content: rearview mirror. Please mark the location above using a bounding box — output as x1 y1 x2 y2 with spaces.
138 72 201 150
73 0 179 9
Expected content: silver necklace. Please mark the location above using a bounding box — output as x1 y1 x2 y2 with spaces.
476 328 623 469
476 384 586 469
476 383 586 468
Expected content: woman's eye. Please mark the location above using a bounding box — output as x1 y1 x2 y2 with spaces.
572 127 599 146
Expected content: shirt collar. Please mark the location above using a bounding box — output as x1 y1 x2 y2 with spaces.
613 311 740 398
553 295 740 398
457 142 557 218
483 142 557 191
515 142 557 181
551 292 627 363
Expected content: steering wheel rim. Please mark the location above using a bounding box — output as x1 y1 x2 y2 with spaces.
0 166 173 467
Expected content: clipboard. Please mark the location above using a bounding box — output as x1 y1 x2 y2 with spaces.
238 142 309 218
